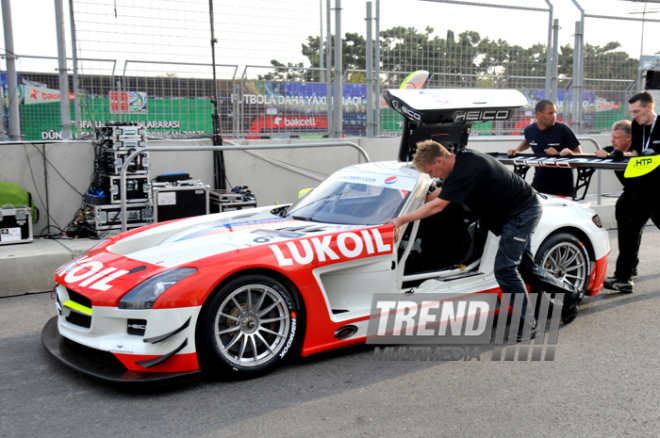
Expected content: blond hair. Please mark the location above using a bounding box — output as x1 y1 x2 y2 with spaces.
412 140 450 171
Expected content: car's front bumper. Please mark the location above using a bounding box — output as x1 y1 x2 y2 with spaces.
41 316 202 385
586 253 609 297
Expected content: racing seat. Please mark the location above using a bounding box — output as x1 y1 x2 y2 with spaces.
458 219 488 266
403 202 473 275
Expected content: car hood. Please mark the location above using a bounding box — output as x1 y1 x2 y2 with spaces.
106 207 370 268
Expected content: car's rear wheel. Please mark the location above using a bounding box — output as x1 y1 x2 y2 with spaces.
198 275 302 377
535 232 590 308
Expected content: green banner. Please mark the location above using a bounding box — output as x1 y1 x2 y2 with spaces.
20 97 214 141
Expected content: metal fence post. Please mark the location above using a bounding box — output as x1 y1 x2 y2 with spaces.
333 0 343 138
366 2 374 138
69 0 81 139
544 0 554 100
54 0 72 140
326 0 333 137
375 0 381 137
572 20 584 134
550 18 559 103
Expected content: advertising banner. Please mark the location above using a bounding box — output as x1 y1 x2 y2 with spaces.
109 91 148 114
23 85 74 105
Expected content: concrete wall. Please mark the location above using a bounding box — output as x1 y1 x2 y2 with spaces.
0 134 621 238
0 140 216 236
0 134 623 297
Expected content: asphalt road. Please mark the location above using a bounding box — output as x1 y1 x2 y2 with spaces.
2 229 660 438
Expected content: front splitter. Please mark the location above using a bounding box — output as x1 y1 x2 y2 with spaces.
41 316 201 386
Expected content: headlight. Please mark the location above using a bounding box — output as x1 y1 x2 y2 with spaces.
118 268 197 309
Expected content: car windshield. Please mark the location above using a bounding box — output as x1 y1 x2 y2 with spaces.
286 171 417 225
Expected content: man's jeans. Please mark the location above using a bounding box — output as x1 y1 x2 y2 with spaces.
495 200 578 326
494 202 542 325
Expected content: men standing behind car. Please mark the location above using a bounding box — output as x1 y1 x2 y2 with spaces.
604 92 660 293
596 121 638 291
388 140 579 342
507 100 582 197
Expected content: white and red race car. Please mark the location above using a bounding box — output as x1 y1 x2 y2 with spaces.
42 88 610 383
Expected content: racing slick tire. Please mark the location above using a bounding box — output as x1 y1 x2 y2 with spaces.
533 232 590 315
198 274 303 378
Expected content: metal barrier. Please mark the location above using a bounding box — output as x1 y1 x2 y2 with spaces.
119 141 371 231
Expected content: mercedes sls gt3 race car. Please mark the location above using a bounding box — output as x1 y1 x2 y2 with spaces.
42 87 611 384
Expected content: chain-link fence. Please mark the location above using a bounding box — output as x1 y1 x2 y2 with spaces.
2 0 659 141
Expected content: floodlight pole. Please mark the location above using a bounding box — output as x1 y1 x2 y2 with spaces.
209 0 226 190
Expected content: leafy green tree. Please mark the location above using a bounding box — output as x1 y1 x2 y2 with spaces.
557 42 638 90
300 32 368 83
257 60 305 81
266 26 639 87
584 42 638 83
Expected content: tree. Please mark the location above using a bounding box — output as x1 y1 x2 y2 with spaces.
265 26 639 87
257 60 305 81
584 42 638 83
300 32 368 83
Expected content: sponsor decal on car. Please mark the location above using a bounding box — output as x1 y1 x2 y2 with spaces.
453 109 513 123
334 172 417 191
56 256 129 291
279 312 297 359
336 175 378 184
99 340 147 355
269 228 392 267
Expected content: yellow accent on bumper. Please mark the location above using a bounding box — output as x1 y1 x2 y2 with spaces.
63 300 92 315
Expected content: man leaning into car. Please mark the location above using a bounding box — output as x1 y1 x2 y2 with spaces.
388 140 579 341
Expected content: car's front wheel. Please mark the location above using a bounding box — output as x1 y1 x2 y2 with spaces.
198 274 303 377
535 232 590 305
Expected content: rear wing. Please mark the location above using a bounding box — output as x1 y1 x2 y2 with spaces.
489 153 660 200
383 88 527 162
383 85 660 199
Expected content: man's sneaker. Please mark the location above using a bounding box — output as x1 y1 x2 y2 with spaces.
604 276 634 293
561 303 578 325
516 323 537 343
603 276 617 290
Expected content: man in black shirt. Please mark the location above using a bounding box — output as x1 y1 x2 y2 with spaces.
507 100 582 197
604 92 660 293
595 121 639 291
389 140 579 340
